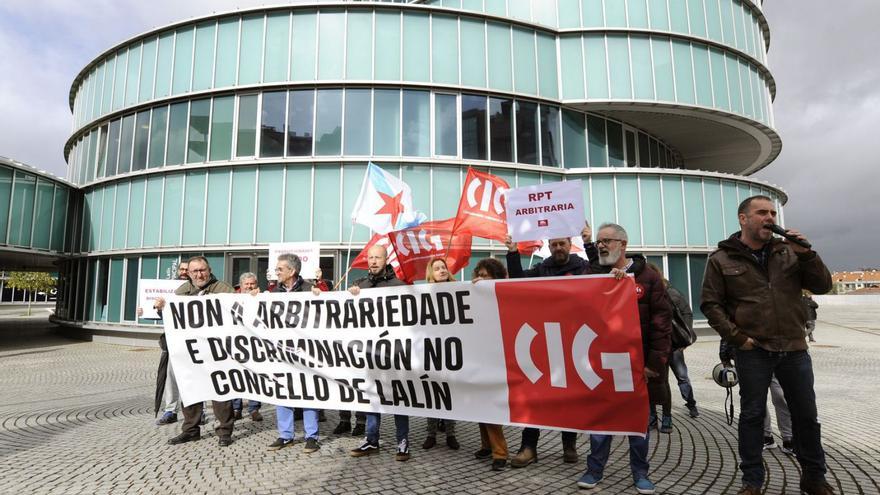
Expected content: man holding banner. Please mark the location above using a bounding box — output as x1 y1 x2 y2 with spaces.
577 223 672 495
348 244 412 462
161 256 237 447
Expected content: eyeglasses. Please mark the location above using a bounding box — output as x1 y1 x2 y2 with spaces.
596 238 623 246
188 268 209 274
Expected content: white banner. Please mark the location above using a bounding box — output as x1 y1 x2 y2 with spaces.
267 242 320 281
138 279 185 319
506 180 586 242
164 276 650 435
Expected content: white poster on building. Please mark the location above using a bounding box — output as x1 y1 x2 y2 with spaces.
506 180 586 242
267 242 321 280
138 279 185 319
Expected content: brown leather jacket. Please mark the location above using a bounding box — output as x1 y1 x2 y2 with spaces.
700 233 832 352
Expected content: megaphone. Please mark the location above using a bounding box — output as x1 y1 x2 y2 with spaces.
712 363 739 388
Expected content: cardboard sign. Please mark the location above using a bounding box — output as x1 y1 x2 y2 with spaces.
138 279 185 319
506 180 586 242
268 242 321 281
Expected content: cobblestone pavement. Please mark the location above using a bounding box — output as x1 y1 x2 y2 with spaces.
1 307 878 495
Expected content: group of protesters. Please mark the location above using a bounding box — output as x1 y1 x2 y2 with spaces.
147 194 834 495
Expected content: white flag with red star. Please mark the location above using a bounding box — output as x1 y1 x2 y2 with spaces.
351 163 427 235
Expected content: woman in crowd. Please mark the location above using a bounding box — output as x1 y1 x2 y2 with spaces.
421 257 460 451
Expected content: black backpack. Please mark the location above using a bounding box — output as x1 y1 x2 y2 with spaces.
669 293 697 350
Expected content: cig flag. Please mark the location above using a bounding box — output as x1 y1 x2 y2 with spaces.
388 218 473 284
351 163 427 234
451 168 510 241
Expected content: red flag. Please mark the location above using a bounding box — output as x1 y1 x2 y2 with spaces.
388 218 473 284
351 234 405 280
516 240 543 255
451 168 510 241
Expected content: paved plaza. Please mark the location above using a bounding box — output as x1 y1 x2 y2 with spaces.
1 306 878 495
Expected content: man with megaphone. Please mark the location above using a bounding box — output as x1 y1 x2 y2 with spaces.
701 195 833 495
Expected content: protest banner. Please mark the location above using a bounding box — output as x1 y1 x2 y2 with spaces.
138 279 185 319
268 242 320 281
164 275 649 436
388 218 473 283
506 180 586 242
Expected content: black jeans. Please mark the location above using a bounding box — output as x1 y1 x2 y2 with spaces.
521 427 577 450
669 349 696 407
735 348 826 488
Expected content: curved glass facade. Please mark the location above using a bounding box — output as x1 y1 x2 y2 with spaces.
0 158 72 254
51 1 785 329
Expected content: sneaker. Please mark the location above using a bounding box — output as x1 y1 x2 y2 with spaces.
763 436 777 450
474 448 492 459
576 472 602 489
395 438 411 462
446 435 460 450
351 423 365 437
563 444 579 463
156 412 177 425
422 435 436 449
267 437 294 451
232 409 243 420
634 477 656 494
510 447 538 468
491 459 507 471
303 438 320 453
687 405 700 418
167 432 200 445
780 439 795 456
350 440 379 457
333 421 352 435
660 416 673 434
218 436 233 447
250 410 263 422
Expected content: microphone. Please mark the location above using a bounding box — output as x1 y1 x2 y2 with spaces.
763 224 811 249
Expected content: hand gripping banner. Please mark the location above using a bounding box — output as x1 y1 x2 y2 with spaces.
164 275 649 436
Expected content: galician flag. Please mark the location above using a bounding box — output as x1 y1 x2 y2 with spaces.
351 163 427 234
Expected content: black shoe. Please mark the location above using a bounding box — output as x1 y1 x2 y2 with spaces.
422 435 437 450
800 479 835 495
168 432 200 445
233 409 243 420
562 444 578 463
351 440 379 457
218 436 233 447
687 405 700 418
491 459 507 471
156 412 178 425
351 423 365 437
780 439 795 456
267 437 294 451
303 438 320 453
446 435 460 450
333 421 352 435
763 436 776 450
474 448 492 459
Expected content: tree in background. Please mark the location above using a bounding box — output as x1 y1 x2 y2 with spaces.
6 272 56 316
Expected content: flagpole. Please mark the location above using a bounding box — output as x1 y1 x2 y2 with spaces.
341 226 355 289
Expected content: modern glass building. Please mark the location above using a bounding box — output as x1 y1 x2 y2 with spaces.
50 0 785 338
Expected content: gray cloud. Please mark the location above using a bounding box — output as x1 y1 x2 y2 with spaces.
0 1 874 270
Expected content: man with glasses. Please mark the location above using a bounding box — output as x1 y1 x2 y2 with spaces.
267 254 323 454
576 223 671 494
502 225 597 467
701 196 833 495
155 256 238 447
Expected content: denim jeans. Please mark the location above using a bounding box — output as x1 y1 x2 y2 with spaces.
276 407 319 441
586 409 650 482
231 398 261 413
669 349 696 408
735 348 826 488
365 413 409 444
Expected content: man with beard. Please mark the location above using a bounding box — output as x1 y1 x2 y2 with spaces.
577 223 671 495
156 256 237 447
503 229 597 467
348 245 412 462
701 196 833 495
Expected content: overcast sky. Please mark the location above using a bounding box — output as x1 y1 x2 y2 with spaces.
0 1 876 270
